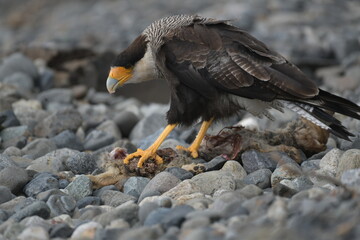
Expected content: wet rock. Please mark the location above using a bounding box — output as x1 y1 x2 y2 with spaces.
0 186 15 204
51 130 83 151
243 169 272 189
165 167 193 180
34 108 82 137
47 195 76 217
84 129 115 151
271 163 302 186
27 148 79 173
336 149 360 178
23 172 59 198
0 166 29 193
123 177 150 199
139 172 181 202
241 150 277 173
21 138 57 159
65 152 97 174
64 175 92 201
11 201 50 222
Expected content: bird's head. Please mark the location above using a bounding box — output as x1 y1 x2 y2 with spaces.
106 34 151 94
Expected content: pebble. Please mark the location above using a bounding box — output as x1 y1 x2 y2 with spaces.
49 223 74 238
64 175 92 201
3 73 34 96
94 201 139 226
0 166 29 193
336 149 360 178
0 53 39 80
36 189 67 202
23 172 59 198
243 168 272 189
76 196 101 209
20 215 51 231
100 190 136 207
113 110 140 137
138 172 181 202
203 156 228 171
0 186 15 204
238 184 263 199
27 148 79 173
267 197 288 222
51 130 84 151
84 129 115 151
271 163 302 186
165 167 193 180
123 176 150 199
160 205 194 230
17 226 49 240
21 138 57 159
191 170 236 195
241 150 278 173
143 207 172 226
139 202 159 224
34 108 82 137
37 88 72 107
11 201 50 222
220 160 247 180
0 154 17 170
65 152 97 174
340 168 360 189
319 148 343 176
12 100 47 133
46 195 76 217
70 221 102 239
272 183 298 198
301 159 320 172
211 191 246 212
0 125 28 149
96 119 122 140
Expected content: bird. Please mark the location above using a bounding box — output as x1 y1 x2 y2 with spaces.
106 14 360 168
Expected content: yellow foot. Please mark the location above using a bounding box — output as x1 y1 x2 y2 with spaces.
176 145 199 158
123 148 163 168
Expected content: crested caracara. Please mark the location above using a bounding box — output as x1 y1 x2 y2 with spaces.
106 15 360 168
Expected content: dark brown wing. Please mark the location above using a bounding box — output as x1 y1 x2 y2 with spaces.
157 22 319 101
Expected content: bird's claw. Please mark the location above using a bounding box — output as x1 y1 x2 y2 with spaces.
123 148 163 168
176 145 199 158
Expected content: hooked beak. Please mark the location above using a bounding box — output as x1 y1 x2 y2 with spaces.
106 66 133 94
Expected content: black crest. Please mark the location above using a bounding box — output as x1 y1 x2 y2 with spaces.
112 34 148 68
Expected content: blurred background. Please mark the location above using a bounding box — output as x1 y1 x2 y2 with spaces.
1 0 359 103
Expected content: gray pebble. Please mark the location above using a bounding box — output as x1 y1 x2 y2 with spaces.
191 170 236 195
0 154 18 170
272 183 298 198
203 156 227 171
241 150 277 173
0 125 28 149
34 108 82 137
65 175 92 201
0 53 39 81
21 138 57 159
238 184 263 199
11 201 50 222
165 167 193 180
0 186 15 204
271 163 302 186
36 189 67 202
3 72 34 95
2 146 22 157
37 88 72 107
139 202 159 224
93 185 119 198
211 191 246 212
51 130 83 151
243 169 272 189
117 225 163 240
336 149 360 178
0 110 20 128
100 190 136 207
58 179 70 189
94 201 139 226
144 207 172 226
221 201 249 219
23 172 59 198
76 196 101 209
84 129 115 151
0 166 29 193
47 195 76 217
113 110 140 137
161 205 194 230
341 168 360 189
123 177 150 199
49 223 74 238
139 172 181 202
301 159 320 172
65 152 97 174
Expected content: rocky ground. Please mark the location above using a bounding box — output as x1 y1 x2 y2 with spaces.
1 0 360 239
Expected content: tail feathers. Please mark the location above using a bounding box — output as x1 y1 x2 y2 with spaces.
288 102 354 140
317 89 360 120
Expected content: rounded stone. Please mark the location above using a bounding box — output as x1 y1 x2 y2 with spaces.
64 175 93 201
23 172 59 198
123 176 150 199
0 166 29 193
243 168 272 189
271 163 302 186
336 149 360 178
65 152 97 175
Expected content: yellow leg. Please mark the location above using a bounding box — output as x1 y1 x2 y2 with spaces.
124 124 177 168
177 118 214 158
